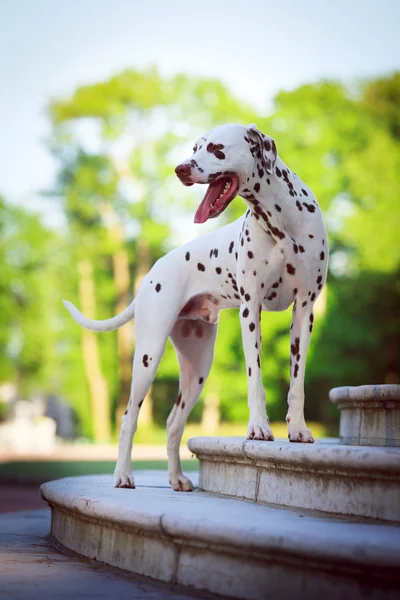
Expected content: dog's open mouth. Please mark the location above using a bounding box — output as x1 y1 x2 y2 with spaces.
194 174 240 224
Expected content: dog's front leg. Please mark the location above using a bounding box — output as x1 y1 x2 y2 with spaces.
240 301 274 441
286 299 315 443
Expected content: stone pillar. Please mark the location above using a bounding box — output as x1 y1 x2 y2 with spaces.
329 384 400 447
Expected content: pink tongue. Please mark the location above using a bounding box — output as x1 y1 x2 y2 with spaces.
194 183 221 223
194 195 213 223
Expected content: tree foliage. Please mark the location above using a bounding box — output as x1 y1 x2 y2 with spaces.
1 70 399 438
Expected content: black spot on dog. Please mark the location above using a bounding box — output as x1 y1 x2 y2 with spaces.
138 399 144 408
143 354 149 367
303 202 316 213
249 322 255 332
254 182 260 193
229 241 234 254
199 377 204 385
242 307 249 318
286 263 296 275
155 283 161 292
207 142 225 160
185 252 190 261
248 251 254 259
291 337 300 356
245 293 251 302
248 367 252 377
320 251 325 260
275 204 281 212
197 263 205 271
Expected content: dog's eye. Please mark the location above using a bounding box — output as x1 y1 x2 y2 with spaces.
193 144 198 153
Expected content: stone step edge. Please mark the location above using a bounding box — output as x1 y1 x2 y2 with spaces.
40 477 400 573
187 437 400 478
329 384 400 404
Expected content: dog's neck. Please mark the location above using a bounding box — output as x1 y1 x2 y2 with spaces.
240 160 293 238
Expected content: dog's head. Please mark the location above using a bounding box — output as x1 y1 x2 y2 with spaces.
175 123 277 223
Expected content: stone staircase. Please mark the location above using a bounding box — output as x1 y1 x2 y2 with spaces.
187 437 400 521
41 385 400 599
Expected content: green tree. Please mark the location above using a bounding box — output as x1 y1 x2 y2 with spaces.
35 69 400 439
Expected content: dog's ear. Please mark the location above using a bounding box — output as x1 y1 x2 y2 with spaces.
246 124 277 175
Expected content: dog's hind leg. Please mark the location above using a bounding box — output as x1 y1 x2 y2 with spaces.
113 299 176 488
167 319 218 491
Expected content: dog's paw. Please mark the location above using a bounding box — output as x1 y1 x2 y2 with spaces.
169 473 194 492
288 424 314 443
247 424 274 441
113 469 135 489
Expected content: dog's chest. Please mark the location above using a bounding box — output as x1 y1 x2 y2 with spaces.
237 213 275 278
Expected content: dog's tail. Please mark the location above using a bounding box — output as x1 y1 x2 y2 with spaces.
62 299 135 332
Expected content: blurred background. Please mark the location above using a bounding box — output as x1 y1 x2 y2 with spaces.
0 0 399 500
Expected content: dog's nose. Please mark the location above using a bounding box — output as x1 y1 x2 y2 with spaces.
175 163 191 180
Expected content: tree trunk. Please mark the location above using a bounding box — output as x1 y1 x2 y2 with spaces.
99 203 133 430
99 203 154 428
78 259 111 442
201 386 221 433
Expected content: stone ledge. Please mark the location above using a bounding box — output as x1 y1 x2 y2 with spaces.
40 473 400 600
329 384 400 406
187 437 400 521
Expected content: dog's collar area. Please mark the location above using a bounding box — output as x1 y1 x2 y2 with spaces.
194 174 239 223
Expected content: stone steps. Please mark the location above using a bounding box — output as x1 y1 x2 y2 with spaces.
187 437 400 522
40 472 400 600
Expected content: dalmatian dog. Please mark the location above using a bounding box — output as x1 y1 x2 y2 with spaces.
63 123 328 492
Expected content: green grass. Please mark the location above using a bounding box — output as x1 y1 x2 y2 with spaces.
0 459 198 484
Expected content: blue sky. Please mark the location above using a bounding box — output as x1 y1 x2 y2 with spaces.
1 0 399 208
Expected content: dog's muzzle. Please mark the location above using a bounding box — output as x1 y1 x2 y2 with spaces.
175 163 194 186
